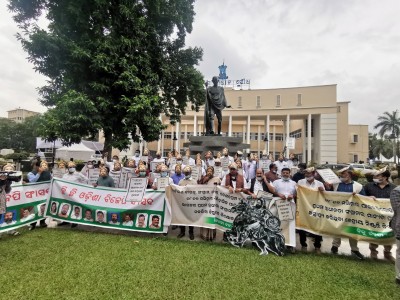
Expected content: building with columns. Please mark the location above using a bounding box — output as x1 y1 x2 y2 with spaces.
141 84 368 164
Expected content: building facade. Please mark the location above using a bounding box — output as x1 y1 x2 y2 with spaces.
142 84 368 164
7 108 40 123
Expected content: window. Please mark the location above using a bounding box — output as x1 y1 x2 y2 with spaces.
164 132 172 139
353 154 359 163
337 106 341 113
232 132 243 138
250 133 258 141
238 96 242 108
353 134 359 143
297 94 302 106
276 95 281 106
256 96 261 108
289 129 302 139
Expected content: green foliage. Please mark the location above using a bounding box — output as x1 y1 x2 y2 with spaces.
368 132 393 159
374 110 400 138
0 116 42 152
8 0 205 155
4 151 30 161
0 229 398 299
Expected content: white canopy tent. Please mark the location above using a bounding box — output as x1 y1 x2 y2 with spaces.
55 143 95 161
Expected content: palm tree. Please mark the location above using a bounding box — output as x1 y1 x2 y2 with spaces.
374 110 400 163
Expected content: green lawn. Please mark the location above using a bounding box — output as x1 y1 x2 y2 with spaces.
0 228 398 299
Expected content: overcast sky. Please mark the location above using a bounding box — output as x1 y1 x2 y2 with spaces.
1 0 399 131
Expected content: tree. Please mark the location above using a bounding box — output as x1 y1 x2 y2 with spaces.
374 110 400 163
369 133 392 159
0 116 41 152
8 0 205 157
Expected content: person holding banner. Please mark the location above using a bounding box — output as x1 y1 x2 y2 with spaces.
94 167 115 188
152 151 165 164
27 160 49 230
137 164 153 188
0 171 20 236
389 186 400 285
297 167 325 254
245 168 275 199
152 165 173 190
177 166 198 240
221 148 234 165
62 162 89 184
330 167 365 260
221 163 246 194
364 168 396 262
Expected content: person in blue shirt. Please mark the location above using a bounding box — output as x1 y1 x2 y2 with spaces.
330 168 365 259
171 165 184 185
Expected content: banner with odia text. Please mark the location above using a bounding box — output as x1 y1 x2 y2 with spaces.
165 185 296 246
296 185 395 245
46 178 170 233
0 182 50 233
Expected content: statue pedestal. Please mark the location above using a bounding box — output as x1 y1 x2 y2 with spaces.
183 136 250 156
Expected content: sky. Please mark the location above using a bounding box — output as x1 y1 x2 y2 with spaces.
0 0 399 131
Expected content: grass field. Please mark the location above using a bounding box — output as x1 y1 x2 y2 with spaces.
0 228 398 299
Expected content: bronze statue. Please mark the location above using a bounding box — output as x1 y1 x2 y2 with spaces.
205 76 230 135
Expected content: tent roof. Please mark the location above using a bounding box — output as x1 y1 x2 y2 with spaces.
36 138 103 151
57 143 95 152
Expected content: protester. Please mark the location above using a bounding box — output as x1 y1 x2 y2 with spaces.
245 153 257 181
152 151 165 164
245 168 275 198
204 150 215 168
265 163 279 182
27 160 49 230
177 166 197 240
364 168 396 262
152 165 173 190
171 164 185 185
184 149 195 166
221 147 234 164
0 170 20 237
330 167 365 259
94 167 115 188
132 149 141 166
297 167 325 254
273 155 288 176
292 163 307 183
235 159 248 182
389 186 400 285
62 161 89 184
221 163 245 193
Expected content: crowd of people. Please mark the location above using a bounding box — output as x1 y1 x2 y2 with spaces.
0 147 399 285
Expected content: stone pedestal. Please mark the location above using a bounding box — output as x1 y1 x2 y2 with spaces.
183 136 250 157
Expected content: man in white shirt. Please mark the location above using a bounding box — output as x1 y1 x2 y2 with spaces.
122 214 134 226
152 165 173 190
184 149 196 166
274 155 288 176
132 149 141 166
152 151 165 164
203 151 215 168
297 167 325 253
272 167 296 200
62 162 89 184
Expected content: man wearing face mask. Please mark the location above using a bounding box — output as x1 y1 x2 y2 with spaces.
297 167 325 253
272 168 297 201
364 168 396 262
221 163 245 194
177 166 197 240
62 162 89 184
171 165 185 185
330 167 365 260
132 150 141 166
137 165 153 188
152 165 173 190
265 163 279 183
245 168 275 199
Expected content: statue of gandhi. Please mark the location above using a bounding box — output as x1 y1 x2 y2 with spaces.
205 76 231 135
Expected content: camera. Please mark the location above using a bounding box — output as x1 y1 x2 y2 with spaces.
0 171 22 182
